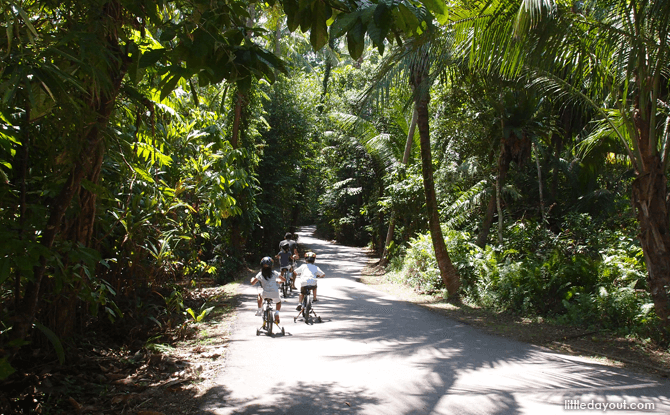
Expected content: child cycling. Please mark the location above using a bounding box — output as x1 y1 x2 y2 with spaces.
294 251 325 310
250 257 286 324
276 241 293 288
279 232 299 289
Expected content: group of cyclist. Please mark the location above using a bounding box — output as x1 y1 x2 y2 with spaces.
250 232 325 326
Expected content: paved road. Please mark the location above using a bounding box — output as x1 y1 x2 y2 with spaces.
200 227 670 414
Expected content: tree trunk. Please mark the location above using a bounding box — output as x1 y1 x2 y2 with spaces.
411 61 460 296
231 91 243 148
13 120 113 345
16 106 31 308
533 142 546 223
632 106 670 333
476 192 496 248
11 0 129 348
550 132 563 202
632 158 670 332
496 167 504 244
479 142 513 247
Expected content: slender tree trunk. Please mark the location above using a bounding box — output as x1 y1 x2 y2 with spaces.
411 60 460 296
402 107 418 164
479 137 515 247
496 169 504 244
66 147 105 246
275 21 282 56
231 91 243 148
476 192 496 248
633 111 670 334
533 142 546 223
382 106 417 264
16 106 31 308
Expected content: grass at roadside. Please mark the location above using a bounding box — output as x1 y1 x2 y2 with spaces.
360 260 670 379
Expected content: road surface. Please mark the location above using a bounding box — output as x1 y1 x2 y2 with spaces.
200 227 670 414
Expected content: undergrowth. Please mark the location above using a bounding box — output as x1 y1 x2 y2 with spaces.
387 214 660 343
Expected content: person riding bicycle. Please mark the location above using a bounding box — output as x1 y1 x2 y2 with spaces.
279 232 299 289
250 257 286 324
275 242 293 288
295 251 325 310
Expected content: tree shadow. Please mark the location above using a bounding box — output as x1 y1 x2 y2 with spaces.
198 382 381 414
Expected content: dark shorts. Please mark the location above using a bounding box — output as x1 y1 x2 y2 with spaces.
301 286 316 295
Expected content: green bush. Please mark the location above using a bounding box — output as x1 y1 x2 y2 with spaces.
389 216 658 339
399 232 442 293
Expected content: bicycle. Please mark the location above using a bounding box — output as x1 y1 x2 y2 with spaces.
293 285 321 324
256 298 285 336
279 264 293 298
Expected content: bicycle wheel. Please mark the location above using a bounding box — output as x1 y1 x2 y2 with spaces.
301 298 308 320
304 297 311 322
266 309 273 335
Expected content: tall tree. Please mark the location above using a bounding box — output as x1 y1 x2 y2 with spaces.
456 0 670 332
410 43 460 296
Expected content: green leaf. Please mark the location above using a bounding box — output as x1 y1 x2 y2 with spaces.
284 0 299 32
420 0 446 18
160 26 177 42
160 74 181 102
139 48 165 68
197 306 215 322
368 3 391 56
310 1 330 51
0 257 11 285
34 322 64 364
15 3 39 41
0 357 15 380
330 10 360 39
347 19 365 60
186 308 196 321
373 2 392 41
398 4 420 34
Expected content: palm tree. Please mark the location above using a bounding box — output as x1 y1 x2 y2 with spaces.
410 43 461 296
456 0 670 332
366 38 461 296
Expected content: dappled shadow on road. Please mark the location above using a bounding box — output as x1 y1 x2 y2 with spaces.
309 283 669 413
204 227 670 415
198 382 379 415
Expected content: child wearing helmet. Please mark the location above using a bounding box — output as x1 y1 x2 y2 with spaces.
276 242 293 287
294 251 325 310
250 257 286 323
279 232 299 289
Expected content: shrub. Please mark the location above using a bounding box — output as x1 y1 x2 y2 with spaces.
389 216 658 339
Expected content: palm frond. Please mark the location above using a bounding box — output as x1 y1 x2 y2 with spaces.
444 179 489 228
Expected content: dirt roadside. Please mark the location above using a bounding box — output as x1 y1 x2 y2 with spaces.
359 261 670 381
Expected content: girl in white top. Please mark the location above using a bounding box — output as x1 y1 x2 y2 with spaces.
251 257 286 323
294 252 325 308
